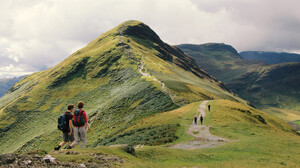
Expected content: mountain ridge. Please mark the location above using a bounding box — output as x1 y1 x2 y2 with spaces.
240 51 300 64
0 20 243 154
178 43 300 122
177 43 265 83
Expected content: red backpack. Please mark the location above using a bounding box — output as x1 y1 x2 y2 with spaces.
73 109 85 126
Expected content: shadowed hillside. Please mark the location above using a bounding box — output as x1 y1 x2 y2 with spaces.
178 43 300 122
227 62 300 111
177 43 265 83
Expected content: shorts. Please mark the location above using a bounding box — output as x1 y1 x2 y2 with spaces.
63 132 75 142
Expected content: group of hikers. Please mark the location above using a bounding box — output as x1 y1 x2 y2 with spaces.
55 101 91 150
54 102 210 150
194 104 211 125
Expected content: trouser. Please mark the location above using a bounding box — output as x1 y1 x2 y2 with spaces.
70 127 86 148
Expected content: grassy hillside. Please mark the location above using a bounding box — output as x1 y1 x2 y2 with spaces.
227 62 300 112
0 20 244 154
0 76 25 97
177 43 265 83
240 51 300 64
47 99 300 167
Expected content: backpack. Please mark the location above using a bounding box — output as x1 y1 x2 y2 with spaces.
57 113 68 132
73 109 85 127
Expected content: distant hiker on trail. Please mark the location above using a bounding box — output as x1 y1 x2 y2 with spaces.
208 105 211 112
67 101 91 149
194 113 198 125
200 115 203 125
55 104 75 150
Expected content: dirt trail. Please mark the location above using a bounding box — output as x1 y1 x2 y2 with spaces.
138 61 177 105
118 23 176 105
168 101 235 150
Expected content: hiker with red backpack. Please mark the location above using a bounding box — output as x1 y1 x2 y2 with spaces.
54 104 75 150
67 101 91 149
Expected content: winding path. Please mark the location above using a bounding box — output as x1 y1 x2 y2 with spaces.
138 61 177 105
168 101 234 150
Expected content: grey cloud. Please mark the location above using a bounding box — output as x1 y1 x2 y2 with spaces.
0 0 300 78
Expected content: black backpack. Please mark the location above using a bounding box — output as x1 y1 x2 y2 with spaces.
73 109 85 127
57 113 68 132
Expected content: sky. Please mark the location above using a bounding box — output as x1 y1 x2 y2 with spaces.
0 0 299 78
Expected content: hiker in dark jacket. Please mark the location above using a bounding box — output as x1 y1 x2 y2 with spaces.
67 101 91 149
208 105 211 112
54 104 75 150
194 113 198 125
200 115 203 125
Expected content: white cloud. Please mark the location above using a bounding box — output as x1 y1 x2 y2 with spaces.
0 64 33 78
0 0 299 78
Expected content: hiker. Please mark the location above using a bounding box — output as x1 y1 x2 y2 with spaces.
200 115 203 125
208 105 211 112
194 113 198 125
54 104 75 150
67 101 91 149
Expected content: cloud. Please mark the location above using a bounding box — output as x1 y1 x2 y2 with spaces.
0 0 299 78
0 64 33 78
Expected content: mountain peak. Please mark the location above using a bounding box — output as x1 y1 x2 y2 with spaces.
120 20 144 27
117 20 162 44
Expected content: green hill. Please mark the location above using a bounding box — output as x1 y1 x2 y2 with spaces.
240 51 300 64
0 20 243 154
177 43 265 83
0 76 25 97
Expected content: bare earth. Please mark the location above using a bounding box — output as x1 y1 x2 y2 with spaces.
167 101 236 150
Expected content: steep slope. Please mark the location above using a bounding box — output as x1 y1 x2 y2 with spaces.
177 43 265 83
227 62 300 112
240 51 300 64
0 76 25 97
0 20 244 154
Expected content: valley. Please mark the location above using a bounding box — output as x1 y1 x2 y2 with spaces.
178 43 300 125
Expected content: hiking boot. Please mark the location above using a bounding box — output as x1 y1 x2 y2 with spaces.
54 145 61 150
66 146 73 149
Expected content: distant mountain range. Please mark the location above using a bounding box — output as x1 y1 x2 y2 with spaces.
0 76 25 97
178 43 300 121
240 51 300 64
177 44 265 83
